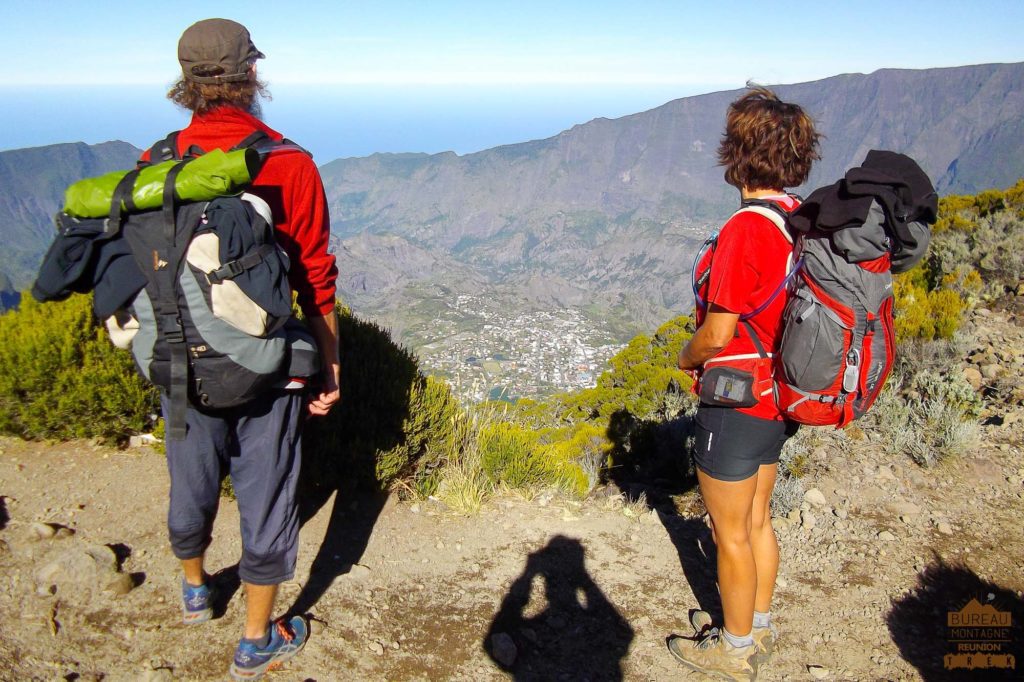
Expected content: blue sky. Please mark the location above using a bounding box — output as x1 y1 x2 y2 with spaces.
2 0 1022 160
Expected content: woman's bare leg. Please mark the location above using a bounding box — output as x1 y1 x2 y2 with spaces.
750 463 779 613
697 468 758 636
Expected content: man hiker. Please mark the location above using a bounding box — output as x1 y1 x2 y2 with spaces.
153 18 339 680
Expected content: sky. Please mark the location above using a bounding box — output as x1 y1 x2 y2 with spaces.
1 0 1023 161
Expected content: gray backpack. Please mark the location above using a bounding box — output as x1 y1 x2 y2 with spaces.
773 198 931 426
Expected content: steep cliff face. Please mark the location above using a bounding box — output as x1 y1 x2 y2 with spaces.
777 63 1024 193
318 63 1024 325
322 64 1024 238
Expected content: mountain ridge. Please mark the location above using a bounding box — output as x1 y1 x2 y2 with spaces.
318 61 1024 332
2 63 1022 338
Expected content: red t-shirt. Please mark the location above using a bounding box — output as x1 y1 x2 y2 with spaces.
141 107 338 318
695 195 798 420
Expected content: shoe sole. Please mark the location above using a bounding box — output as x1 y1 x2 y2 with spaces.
229 641 306 681
667 636 756 682
182 607 213 624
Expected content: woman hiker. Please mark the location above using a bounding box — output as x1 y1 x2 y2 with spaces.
670 87 820 680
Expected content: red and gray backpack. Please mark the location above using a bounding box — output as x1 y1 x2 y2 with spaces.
777 151 936 426
772 204 897 427
693 186 930 427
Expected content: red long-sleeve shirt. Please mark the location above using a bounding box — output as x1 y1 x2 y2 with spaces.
143 107 338 317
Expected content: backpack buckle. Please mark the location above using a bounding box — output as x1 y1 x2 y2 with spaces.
205 259 244 285
161 314 185 343
102 217 122 235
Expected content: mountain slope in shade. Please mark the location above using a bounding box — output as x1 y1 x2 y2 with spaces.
0 141 141 289
0 271 18 312
320 62 1024 330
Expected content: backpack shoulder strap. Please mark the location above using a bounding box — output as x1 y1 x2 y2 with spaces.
733 202 794 245
232 130 273 151
138 131 181 167
234 130 314 159
730 198 805 321
139 130 209 166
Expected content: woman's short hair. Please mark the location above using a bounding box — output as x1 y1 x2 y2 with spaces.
167 74 269 116
717 87 821 190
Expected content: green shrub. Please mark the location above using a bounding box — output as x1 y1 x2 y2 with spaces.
893 271 965 343
927 180 1024 294
940 267 984 307
974 211 1024 286
396 375 466 495
894 180 1024 344
477 421 546 488
1004 179 1024 212
909 369 983 420
543 315 694 425
870 367 980 468
929 289 965 339
301 306 463 495
433 442 489 514
0 294 157 443
537 422 611 497
479 314 696 497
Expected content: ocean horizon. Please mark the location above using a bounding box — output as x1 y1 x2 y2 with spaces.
0 83 716 163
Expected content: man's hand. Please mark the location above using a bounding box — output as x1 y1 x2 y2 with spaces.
307 373 339 416
306 310 341 417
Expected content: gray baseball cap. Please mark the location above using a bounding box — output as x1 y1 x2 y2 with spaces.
178 18 265 84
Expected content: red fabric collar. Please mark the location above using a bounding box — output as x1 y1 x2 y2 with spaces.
182 106 284 146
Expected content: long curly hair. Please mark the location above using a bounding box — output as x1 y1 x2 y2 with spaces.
717 87 821 190
167 73 271 116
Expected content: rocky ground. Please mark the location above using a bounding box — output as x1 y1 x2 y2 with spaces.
0 304 1022 682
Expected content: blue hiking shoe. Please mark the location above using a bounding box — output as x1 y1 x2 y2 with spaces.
229 616 309 680
181 576 214 624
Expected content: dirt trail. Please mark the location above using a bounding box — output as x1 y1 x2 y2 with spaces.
0 308 1022 681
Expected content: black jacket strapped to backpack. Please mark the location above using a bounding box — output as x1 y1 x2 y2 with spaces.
789 150 938 270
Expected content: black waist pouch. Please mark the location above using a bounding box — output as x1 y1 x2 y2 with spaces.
698 366 758 407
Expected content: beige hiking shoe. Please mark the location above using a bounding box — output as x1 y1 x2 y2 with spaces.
667 627 759 681
751 623 777 661
690 610 776 662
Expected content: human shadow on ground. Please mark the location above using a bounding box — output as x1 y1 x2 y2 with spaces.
285 490 389 619
285 310 419 618
209 564 242 619
887 556 1024 681
485 535 635 681
0 496 8 530
604 409 721 620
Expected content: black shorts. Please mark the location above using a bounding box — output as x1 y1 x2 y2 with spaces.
692 405 799 482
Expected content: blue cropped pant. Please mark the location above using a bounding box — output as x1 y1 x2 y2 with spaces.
162 390 304 585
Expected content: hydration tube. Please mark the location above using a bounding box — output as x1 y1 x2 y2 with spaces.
741 258 803 320
691 233 718 313
691 233 804 321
